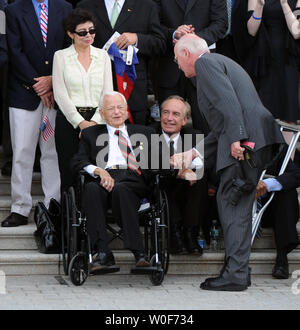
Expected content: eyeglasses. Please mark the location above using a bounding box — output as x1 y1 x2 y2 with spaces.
105 105 127 112
74 28 96 37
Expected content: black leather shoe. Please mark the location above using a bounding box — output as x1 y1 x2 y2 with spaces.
1 213 28 227
183 227 202 254
132 251 151 267
272 264 289 279
91 251 116 272
200 276 248 292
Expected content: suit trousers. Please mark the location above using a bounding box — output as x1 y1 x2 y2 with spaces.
9 102 60 216
83 170 149 253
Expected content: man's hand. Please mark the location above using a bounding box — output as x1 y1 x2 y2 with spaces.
33 76 52 96
40 91 54 109
115 33 138 50
94 168 115 192
174 24 195 40
177 169 197 185
231 141 245 161
256 180 268 199
170 149 196 170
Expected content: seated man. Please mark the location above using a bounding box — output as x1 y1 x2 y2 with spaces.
157 95 208 254
256 151 300 279
72 91 154 272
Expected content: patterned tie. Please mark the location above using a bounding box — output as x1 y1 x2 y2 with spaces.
40 2 48 47
114 129 141 175
110 0 119 29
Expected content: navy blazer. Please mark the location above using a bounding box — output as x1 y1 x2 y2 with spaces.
6 0 72 110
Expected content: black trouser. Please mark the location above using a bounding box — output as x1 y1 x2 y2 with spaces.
261 189 299 253
83 169 149 253
55 109 95 194
158 75 210 135
161 176 208 230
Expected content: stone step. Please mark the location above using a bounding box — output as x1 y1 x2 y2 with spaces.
0 173 43 196
1 250 299 276
1 223 299 251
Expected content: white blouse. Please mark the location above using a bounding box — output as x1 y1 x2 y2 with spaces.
52 44 114 128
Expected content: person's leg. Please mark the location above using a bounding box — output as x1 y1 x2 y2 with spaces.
39 106 60 207
9 105 41 217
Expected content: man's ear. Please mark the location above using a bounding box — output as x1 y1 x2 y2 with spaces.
182 117 188 127
99 109 105 121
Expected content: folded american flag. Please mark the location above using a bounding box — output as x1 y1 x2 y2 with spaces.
40 114 54 142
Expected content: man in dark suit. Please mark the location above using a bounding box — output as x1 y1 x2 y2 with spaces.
77 0 166 125
172 34 284 291
72 91 155 271
1 0 72 227
256 152 300 279
156 95 207 254
154 0 227 133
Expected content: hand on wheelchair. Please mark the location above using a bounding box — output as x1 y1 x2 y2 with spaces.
94 167 115 192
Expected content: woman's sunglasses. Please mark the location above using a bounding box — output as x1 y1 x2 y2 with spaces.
74 28 96 37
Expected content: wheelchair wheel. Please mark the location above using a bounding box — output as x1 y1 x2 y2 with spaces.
68 252 88 286
68 186 78 259
149 189 170 286
61 191 72 275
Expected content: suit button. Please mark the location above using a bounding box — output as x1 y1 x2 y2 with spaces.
45 61 49 65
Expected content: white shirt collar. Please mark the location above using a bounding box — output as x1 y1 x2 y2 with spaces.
106 124 128 137
162 130 180 149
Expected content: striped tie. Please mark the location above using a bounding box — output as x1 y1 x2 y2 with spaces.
115 129 141 175
40 3 48 47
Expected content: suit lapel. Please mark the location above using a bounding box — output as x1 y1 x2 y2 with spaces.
45 0 58 55
127 124 141 162
22 0 44 50
95 0 113 30
175 0 185 12
114 0 135 30
185 0 197 15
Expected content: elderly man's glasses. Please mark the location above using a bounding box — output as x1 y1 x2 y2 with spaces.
74 28 96 37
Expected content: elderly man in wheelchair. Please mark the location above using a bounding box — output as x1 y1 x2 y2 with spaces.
67 91 171 286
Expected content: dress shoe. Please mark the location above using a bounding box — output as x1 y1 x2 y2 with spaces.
1 160 12 177
272 264 289 279
132 251 151 267
183 227 202 254
91 251 116 272
200 276 248 292
1 213 28 227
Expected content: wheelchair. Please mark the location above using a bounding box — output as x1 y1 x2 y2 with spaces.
60 170 171 286
251 121 300 245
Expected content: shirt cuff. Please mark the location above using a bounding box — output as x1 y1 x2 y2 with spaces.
83 165 99 178
263 178 283 192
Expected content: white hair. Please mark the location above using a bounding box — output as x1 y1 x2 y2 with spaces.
176 35 209 56
100 91 127 109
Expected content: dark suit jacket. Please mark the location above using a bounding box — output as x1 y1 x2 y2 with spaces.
194 53 284 172
154 0 227 88
0 1 7 68
72 124 156 182
77 0 166 114
5 0 72 110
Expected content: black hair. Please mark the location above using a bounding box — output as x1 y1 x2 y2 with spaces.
63 8 96 33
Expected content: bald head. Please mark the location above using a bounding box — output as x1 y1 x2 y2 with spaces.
174 34 210 78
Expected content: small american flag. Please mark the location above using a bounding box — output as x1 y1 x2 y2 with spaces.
40 114 54 142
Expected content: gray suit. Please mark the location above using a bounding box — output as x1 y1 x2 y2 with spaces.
195 53 284 284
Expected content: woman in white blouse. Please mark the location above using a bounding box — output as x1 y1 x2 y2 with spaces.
53 8 113 192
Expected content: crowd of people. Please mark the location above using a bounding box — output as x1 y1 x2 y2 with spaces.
0 0 299 292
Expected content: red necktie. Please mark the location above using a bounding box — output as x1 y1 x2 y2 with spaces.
40 3 48 47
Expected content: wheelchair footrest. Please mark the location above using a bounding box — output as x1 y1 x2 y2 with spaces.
90 265 120 275
130 266 163 275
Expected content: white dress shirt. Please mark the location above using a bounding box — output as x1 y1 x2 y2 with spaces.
84 124 134 177
52 45 114 128
162 131 203 169
104 0 125 19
